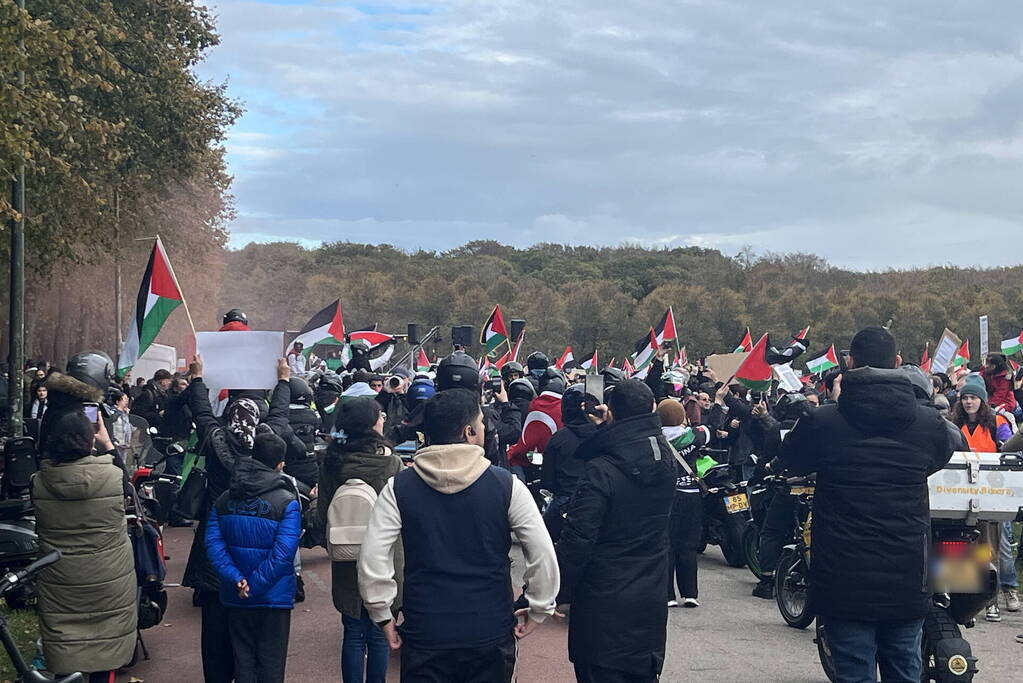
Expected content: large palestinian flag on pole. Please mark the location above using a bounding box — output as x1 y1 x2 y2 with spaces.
118 238 184 377
291 299 346 353
480 305 509 356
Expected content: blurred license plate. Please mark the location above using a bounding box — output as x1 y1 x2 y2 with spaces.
789 486 814 496
725 493 749 514
933 559 983 593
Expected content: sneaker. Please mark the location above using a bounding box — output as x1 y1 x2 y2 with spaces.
985 604 1001 622
752 579 774 600
682 598 700 608
667 599 679 608
1005 588 1021 612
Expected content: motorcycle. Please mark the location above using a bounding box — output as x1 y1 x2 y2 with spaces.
816 520 999 682
773 474 815 629
0 436 40 609
741 465 789 581
0 550 83 682
698 453 750 568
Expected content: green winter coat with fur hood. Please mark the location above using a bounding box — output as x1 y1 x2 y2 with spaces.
32 454 137 674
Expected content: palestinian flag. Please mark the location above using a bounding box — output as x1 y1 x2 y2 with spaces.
555 346 575 370
509 331 525 364
676 345 689 368
1001 331 1023 357
920 342 931 373
415 348 431 373
349 329 394 347
623 358 636 377
580 349 598 372
630 328 658 376
118 238 185 377
952 340 970 368
734 327 753 353
806 344 840 375
765 326 812 365
653 307 679 348
480 305 509 356
734 334 773 391
480 356 499 379
291 299 345 353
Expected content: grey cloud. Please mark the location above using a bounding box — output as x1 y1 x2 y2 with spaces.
199 0 1023 268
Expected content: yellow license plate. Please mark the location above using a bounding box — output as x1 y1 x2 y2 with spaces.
790 486 815 496
725 493 749 514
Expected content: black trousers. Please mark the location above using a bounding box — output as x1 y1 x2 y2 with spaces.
400 634 516 683
228 607 292 683
758 490 796 575
199 590 234 683
574 662 658 683
668 491 702 600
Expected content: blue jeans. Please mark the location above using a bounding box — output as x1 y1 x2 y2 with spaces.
999 521 1017 590
341 609 388 683
821 617 924 683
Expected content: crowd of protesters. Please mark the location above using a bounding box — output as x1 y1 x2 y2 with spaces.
2 312 1023 682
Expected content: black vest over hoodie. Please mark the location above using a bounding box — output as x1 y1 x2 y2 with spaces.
393 464 514 649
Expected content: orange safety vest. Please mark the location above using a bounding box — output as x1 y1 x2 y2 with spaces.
959 416 1009 453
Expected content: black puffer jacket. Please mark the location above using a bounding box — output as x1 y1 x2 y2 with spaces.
779 367 954 622
557 412 676 675
130 381 166 430
541 420 597 498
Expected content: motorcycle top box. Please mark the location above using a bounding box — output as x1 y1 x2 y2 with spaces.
928 451 1023 522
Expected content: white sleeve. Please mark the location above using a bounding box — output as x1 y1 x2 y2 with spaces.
357 479 403 623
507 477 560 623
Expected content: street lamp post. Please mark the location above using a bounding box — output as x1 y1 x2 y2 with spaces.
6 0 27 436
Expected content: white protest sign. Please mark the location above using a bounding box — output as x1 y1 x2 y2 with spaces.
773 363 803 392
931 328 962 375
197 331 283 391
979 316 989 355
706 352 747 383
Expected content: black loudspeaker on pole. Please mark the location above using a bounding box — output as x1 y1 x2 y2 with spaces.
510 319 526 342
451 325 474 348
407 323 421 346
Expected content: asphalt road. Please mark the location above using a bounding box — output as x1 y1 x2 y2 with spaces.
118 528 1022 682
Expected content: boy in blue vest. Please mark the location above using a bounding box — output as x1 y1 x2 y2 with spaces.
359 388 560 682
206 433 301 683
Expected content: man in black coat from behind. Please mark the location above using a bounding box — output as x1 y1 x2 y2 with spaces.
778 327 953 683
540 383 596 542
557 379 675 683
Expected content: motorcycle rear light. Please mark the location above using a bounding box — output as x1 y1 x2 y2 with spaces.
936 540 970 558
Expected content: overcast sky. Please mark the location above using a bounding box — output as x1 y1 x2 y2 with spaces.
196 1 1023 270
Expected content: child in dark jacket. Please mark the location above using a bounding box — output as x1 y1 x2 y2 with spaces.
206 433 301 683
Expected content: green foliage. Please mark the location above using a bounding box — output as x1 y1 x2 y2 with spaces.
219 241 1023 371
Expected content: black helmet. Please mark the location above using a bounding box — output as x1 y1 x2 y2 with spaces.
538 367 567 395
526 351 550 373
289 377 314 406
223 308 248 326
436 351 480 392
562 383 586 423
500 361 525 382
316 373 344 395
772 392 812 422
66 350 115 392
507 378 537 404
600 366 627 387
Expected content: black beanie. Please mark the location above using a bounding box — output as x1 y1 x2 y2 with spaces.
338 396 381 437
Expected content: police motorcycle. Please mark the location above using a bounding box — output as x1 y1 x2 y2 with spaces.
815 451 1018 682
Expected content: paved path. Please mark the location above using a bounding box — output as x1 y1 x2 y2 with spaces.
118 527 1022 682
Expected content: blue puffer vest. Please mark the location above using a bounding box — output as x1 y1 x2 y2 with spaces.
205 457 301 609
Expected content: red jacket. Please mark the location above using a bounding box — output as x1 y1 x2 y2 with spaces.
507 391 563 469
980 367 1018 412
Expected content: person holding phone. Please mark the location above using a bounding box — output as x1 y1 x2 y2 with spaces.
33 403 138 680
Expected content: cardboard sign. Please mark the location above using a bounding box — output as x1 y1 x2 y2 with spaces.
705 352 748 384
196 331 283 391
979 316 989 355
931 328 962 375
